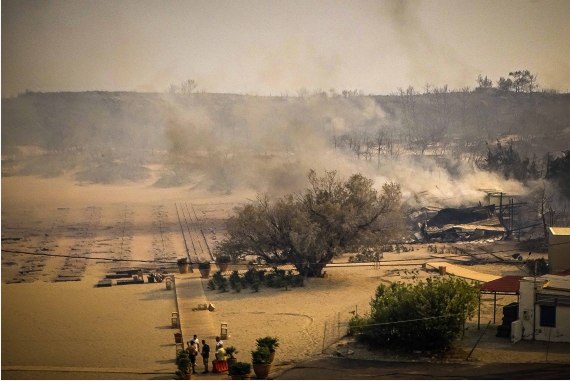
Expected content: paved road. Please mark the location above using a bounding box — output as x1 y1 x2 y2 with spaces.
276 357 570 379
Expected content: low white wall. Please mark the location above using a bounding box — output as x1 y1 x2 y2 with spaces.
519 278 537 340
518 278 570 342
534 304 570 342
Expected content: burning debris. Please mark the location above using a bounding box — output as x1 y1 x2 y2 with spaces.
415 205 506 242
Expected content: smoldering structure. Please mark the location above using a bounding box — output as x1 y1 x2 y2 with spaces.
408 187 554 243
415 205 505 242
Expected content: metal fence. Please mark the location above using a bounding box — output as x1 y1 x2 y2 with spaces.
321 306 364 353
320 309 469 355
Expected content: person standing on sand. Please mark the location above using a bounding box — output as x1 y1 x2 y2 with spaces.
215 343 227 361
201 339 210 373
193 334 200 352
215 336 223 350
188 339 198 373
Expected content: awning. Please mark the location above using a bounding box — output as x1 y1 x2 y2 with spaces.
477 275 523 329
480 275 524 294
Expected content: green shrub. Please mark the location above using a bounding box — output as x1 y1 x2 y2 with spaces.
225 346 238 359
229 361 251 376
212 270 225 288
269 275 284 288
229 270 241 290
290 274 304 287
348 315 369 336
351 277 478 352
244 268 258 285
218 277 229 292
251 345 271 364
257 270 266 283
255 336 279 352
175 349 191 374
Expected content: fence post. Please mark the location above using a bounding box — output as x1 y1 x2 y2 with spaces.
322 321 327 354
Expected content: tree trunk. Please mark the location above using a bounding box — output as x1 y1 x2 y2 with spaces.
295 262 326 277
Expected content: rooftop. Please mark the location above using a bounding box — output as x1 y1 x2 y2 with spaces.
522 274 570 292
480 275 523 294
543 274 570 292
549 227 570 236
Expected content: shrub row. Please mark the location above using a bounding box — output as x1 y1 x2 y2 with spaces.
207 267 305 292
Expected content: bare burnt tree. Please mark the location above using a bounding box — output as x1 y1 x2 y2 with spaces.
509 70 538 93
532 184 555 242
476 74 493 89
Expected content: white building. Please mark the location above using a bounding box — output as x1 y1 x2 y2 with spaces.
516 274 570 342
548 227 570 273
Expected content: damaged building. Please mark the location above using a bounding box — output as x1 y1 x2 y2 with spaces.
417 205 507 242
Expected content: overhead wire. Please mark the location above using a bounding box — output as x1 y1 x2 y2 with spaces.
2 239 568 267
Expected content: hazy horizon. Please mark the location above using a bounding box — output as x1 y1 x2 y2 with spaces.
3 0 570 97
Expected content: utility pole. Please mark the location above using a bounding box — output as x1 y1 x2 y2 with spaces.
499 192 504 225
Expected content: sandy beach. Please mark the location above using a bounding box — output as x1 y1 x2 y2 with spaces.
1 175 245 379
2 175 570 380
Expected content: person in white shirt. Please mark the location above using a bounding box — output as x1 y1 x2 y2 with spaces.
215 336 224 350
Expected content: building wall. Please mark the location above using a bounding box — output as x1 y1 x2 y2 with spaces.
519 278 537 340
518 277 570 342
534 303 570 342
549 229 570 273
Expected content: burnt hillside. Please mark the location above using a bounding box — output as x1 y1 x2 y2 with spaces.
3 90 570 153
2 90 569 185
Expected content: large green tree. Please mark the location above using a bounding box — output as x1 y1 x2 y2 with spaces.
215 170 402 277
350 277 478 352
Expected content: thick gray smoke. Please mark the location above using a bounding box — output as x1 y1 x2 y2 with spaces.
160 94 367 195
159 93 527 206
2 91 535 208
373 0 472 88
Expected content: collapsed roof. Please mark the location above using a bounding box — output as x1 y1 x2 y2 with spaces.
418 205 506 242
428 205 495 227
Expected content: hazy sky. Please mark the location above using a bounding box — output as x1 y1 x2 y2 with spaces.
2 0 569 96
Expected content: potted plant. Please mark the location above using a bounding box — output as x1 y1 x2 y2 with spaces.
255 336 279 363
198 261 211 278
177 257 189 274
215 254 231 272
175 349 192 379
251 345 271 379
225 346 238 366
228 361 251 380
